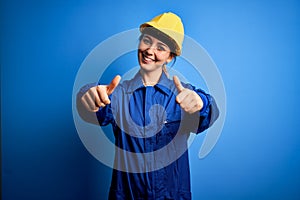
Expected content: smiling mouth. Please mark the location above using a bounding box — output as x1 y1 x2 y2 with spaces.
141 52 156 64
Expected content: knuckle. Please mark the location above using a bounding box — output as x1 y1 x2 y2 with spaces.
188 110 194 114
184 107 190 112
97 85 104 93
81 95 86 102
100 103 106 107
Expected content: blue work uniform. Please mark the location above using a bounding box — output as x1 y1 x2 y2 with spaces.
78 72 219 200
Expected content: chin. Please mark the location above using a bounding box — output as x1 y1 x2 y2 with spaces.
139 64 155 72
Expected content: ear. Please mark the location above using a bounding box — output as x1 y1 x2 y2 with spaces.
166 53 174 63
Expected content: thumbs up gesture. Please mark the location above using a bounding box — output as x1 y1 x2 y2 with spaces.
80 75 121 112
173 76 204 114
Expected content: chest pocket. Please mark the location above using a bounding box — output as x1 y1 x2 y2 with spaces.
164 110 181 132
155 110 182 150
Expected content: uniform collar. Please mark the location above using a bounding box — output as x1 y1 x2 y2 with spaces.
126 71 175 96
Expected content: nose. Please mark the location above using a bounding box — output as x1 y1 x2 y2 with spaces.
145 45 155 55
146 44 156 55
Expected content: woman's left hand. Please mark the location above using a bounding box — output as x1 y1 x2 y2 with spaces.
173 76 203 114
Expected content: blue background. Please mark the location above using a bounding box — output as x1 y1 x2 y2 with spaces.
1 0 300 199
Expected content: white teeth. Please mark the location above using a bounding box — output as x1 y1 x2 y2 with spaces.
143 54 154 62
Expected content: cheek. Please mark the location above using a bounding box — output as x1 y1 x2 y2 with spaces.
156 54 170 62
137 51 142 63
138 42 146 51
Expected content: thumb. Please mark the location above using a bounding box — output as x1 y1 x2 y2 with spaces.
107 75 121 95
173 75 184 92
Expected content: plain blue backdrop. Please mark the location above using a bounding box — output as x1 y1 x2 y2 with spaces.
1 0 300 199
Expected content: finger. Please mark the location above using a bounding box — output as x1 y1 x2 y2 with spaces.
173 75 184 92
81 95 92 111
176 89 190 104
181 93 204 113
183 98 199 113
88 87 102 108
82 94 99 112
97 86 111 105
187 104 200 114
180 94 194 110
107 75 121 95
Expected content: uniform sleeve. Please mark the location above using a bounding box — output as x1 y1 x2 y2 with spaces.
96 102 114 126
189 85 220 134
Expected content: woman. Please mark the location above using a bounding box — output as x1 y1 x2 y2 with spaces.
77 12 219 200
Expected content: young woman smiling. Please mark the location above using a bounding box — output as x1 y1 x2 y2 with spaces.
77 12 219 200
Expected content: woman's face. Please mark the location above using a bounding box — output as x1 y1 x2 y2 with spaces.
138 34 173 73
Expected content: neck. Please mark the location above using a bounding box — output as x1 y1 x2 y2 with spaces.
140 69 162 86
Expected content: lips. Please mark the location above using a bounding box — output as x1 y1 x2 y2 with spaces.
141 52 156 64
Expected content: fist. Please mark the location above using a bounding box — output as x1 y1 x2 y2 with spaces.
173 76 203 114
81 75 121 112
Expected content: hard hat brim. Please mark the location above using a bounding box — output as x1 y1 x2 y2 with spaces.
140 23 181 56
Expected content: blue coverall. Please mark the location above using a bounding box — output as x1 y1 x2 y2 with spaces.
78 72 219 200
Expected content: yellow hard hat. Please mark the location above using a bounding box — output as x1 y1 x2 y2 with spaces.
140 12 184 56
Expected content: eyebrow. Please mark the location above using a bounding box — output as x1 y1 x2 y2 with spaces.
143 35 152 41
157 42 168 48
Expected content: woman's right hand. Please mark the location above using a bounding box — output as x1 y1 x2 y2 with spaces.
80 75 121 112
